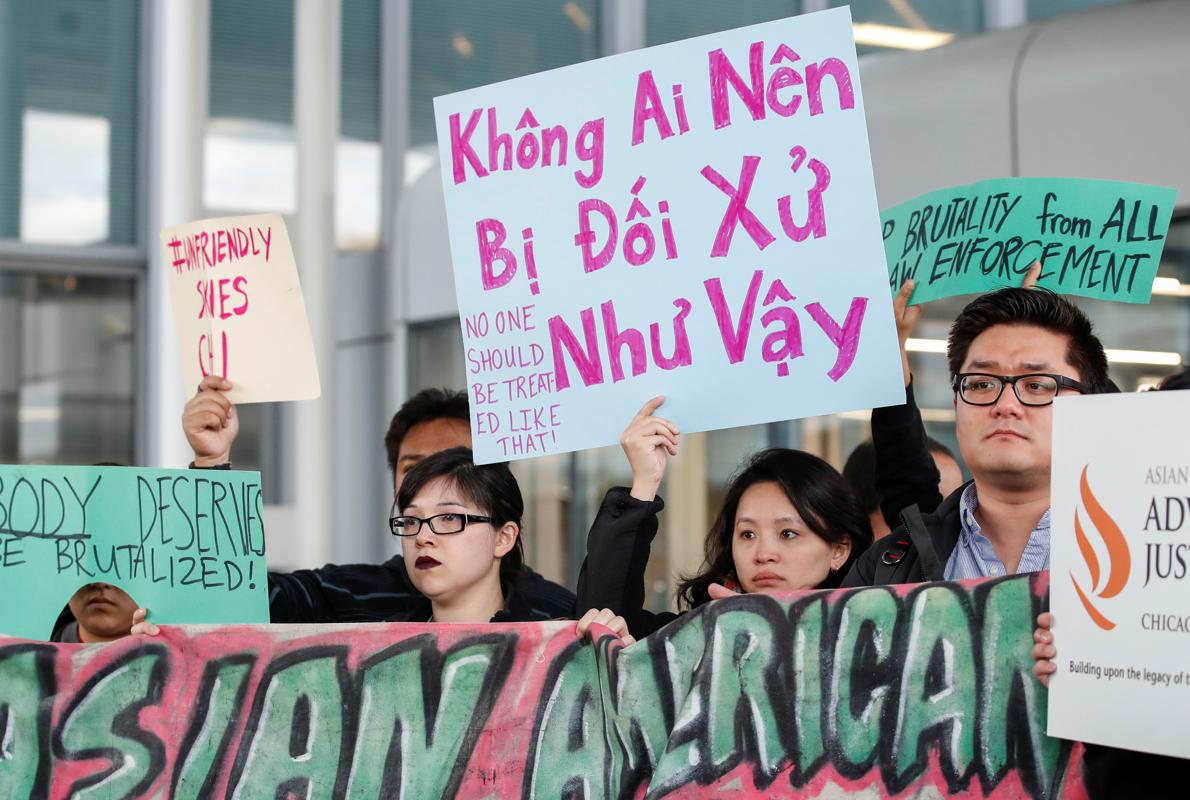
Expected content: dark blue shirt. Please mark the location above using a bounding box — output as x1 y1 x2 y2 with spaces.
267 555 575 623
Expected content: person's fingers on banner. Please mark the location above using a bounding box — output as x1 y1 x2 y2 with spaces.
574 607 600 637
893 279 922 387
131 607 160 637
707 582 741 601
1021 260 1042 288
1032 611 1057 687
575 608 635 646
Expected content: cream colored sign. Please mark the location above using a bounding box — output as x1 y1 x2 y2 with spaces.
1049 389 1190 758
160 213 320 403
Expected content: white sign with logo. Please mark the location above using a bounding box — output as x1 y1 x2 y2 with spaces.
1048 389 1190 758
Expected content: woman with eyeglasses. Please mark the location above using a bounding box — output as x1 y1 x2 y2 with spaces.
387 446 536 622
135 447 633 641
387 447 633 641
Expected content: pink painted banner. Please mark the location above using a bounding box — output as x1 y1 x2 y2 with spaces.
0 573 1086 798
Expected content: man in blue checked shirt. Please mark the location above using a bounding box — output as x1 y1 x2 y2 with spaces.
843 282 1110 587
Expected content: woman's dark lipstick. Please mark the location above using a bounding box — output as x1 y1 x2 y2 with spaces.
415 556 441 569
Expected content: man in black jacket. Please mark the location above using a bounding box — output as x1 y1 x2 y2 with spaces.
184 380 575 622
843 285 1109 587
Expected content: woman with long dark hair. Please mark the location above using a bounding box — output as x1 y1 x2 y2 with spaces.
576 398 872 638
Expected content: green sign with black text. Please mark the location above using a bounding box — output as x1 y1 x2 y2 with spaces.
0 464 268 640
883 177 1177 304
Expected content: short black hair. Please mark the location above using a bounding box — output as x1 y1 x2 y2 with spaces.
843 438 956 515
841 441 879 515
927 437 955 461
384 388 471 472
947 288 1109 391
397 447 525 583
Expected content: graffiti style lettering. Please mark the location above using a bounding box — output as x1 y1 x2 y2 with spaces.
0 645 55 799
52 646 167 799
345 634 514 798
0 574 1084 799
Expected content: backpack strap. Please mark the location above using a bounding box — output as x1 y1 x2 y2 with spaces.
904 502 946 581
872 506 920 584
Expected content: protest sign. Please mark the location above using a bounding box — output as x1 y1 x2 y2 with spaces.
0 573 1086 799
1048 390 1190 758
434 7 903 464
882 178 1177 305
0 464 269 641
159 212 320 404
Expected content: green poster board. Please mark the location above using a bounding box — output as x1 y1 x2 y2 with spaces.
883 177 1177 304
0 464 268 640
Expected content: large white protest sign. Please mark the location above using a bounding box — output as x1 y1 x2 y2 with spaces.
160 213 320 403
1049 390 1190 758
434 8 903 463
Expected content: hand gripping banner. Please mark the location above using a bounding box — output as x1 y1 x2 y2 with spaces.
0 572 1086 799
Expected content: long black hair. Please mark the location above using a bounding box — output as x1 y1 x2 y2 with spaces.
676 448 871 610
397 447 526 584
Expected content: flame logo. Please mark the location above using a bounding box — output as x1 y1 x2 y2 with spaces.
1070 465 1131 630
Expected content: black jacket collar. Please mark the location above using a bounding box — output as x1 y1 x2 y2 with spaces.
385 575 547 623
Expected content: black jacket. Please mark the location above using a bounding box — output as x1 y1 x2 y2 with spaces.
842 482 969 587
574 487 678 638
382 576 554 623
873 380 944 530
268 556 576 623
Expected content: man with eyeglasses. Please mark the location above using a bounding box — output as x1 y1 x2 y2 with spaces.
843 286 1109 586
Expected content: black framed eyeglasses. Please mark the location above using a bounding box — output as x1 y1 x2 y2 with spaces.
389 512 493 537
952 372 1089 407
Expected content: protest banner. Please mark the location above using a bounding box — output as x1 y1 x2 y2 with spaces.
882 178 1177 305
433 7 903 464
1048 390 1190 758
0 572 1086 798
0 465 269 641
159 212 320 404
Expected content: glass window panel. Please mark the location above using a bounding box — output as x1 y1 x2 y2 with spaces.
1026 0 1135 22
705 425 770 520
409 318 467 394
205 0 296 213
830 0 981 56
408 0 601 149
0 272 134 464
0 0 139 245
646 1 801 47
338 0 381 250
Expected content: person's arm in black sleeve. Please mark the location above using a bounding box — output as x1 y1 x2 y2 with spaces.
575 396 680 637
871 280 944 530
872 378 942 530
266 557 420 623
575 487 678 639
